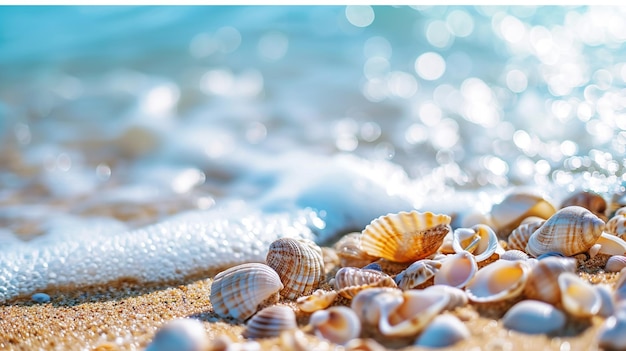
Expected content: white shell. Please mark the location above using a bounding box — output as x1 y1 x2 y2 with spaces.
146 318 209 351
465 259 529 303
606 255 626 273
309 306 361 345
266 238 324 300
598 315 626 350
351 287 403 326
394 259 441 290
377 289 449 337
210 263 284 321
334 232 377 268
422 285 468 310
243 305 297 339
594 232 626 256
296 289 338 313
413 314 470 348
500 249 530 261
489 190 556 237
523 256 577 304
606 209 626 238
433 251 478 289
452 224 503 262
595 284 615 318
502 300 566 335
558 272 601 318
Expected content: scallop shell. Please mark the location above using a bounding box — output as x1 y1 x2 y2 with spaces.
334 232 378 268
606 255 626 273
465 259 529 303
560 190 607 222
523 256 576 304
360 211 451 263
422 285 468 310
452 224 503 262
433 251 478 289
525 206 605 257
606 214 626 239
242 305 297 339
502 300 566 335
146 318 209 351
413 314 470 348
378 289 450 337
507 220 545 251
597 314 626 351
309 306 361 345
296 289 338 313
210 263 284 321
334 266 397 299
266 238 324 300
489 190 556 239
394 259 441 290
558 272 602 317
594 232 626 256
500 249 529 261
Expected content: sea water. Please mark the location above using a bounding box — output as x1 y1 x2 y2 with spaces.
1 5 626 302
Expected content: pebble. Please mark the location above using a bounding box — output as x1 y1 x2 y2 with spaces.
31 292 51 303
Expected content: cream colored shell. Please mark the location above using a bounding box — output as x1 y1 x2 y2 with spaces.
242 305 297 339
465 259 529 303
606 214 626 239
394 259 441 290
334 232 377 268
452 224 502 262
296 289 338 313
360 210 451 263
558 272 602 317
560 190 607 222
606 255 626 273
594 232 626 256
502 300 566 334
523 256 576 304
489 190 556 238
309 306 361 345
507 220 544 252
433 251 478 289
334 266 397 299
266 238 324 300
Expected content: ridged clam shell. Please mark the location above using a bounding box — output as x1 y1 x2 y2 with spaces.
452 224 502 262
502 300 566 335
378 289 450 337
360 211 451 263
296 289 338 313
597 314 626 350
334 232 377 268
507 220 545 251
334 266 397 299
309 306 361 345
433 251 478 289
606 255 626 273
500 249 529 261
526 206 605 257
210 263 284 321
422 285 468 310
558 272 601 317
465 259 529 303
594 232 626 256
606 215 626 239
242 305 297 339
146 318 209 351
523 256 576 304
394 259 441 290
489 190 556 239
560 190 607 222
266 238 324 300
413 314 470 348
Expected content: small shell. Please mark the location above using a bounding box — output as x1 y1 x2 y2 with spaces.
210 263 284 321
606 255 626 273
502 300 566 335
452 224 503 262
146 318 209 351
334 232 377 268
597 315 626 350
378 289 450 337
433 251 478 289
606 214 626 239
242 305 297 339
394 259 441 290
422 285 468 310
595 284 615 318
413 314 470 348
594 232 626 256
309 306 361 345
560 190 607 222
523 256 577 304
526 206 605 257
465 259 529 303
334 266 397 299
360 211 451 263
500 250 529 261
351 287 404 326
266 238 324 300
489 190 556 239
296 289 338 313
558 272 602 317
507 220 545 251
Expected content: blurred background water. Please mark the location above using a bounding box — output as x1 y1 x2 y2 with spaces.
1 5 626 238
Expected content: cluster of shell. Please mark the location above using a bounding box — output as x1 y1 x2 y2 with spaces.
146 189 626 350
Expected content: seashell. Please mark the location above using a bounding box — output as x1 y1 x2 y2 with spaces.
146 318 209 351
360 210 451 263
489 190 556 239
422 285 468 310
378 289 450 337
452 224 503 262
558 272 601 317
344 338 387 351
210 263 283 321
606 214 626 240
334 232 377 268
464 259 529 303
266 238 324 300
606 255 626 273
500 249 529 261
394 259 441 290
523 256 577 304
507 220 545 252
536 251 566 260
334 266 397 299
502 300 566 335
560 190 607 222
597 314 626 351
278 329 309 351
296 289 338 313
595 284 615 318
433 251 478 289
525 206 605 257
309 306 361 345
242 305 297 339
438 231 456 254
593 232 626 256
413 314 470 348
351 287 404 326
